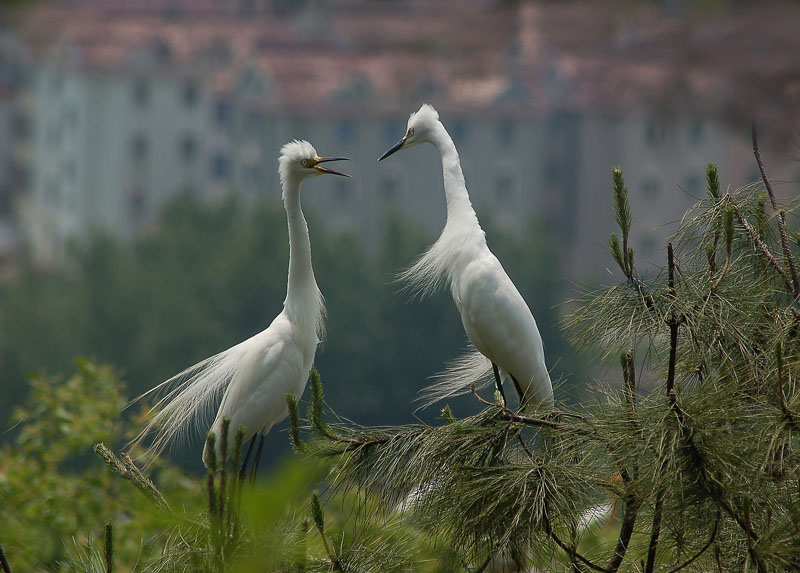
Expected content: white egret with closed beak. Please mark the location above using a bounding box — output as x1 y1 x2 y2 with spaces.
130 140 349 476
379 104 553 409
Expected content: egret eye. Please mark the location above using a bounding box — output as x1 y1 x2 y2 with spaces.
407 128 415 137
301 159 310 167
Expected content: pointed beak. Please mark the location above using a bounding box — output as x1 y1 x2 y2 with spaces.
312 157 351 177
378 137 406 162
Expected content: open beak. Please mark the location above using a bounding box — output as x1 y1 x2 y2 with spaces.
312 157 351 177
378 137 406 161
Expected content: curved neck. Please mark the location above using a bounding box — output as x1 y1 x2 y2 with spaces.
430 124 482 231
283 177 317 313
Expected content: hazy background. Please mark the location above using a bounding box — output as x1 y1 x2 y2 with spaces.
0 0 798 470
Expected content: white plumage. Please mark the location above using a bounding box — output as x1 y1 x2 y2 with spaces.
129 140 348 467
379 104 553 409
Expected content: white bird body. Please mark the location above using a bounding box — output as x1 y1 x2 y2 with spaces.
130 140 348 467
201 309 315 465
380 104 553 408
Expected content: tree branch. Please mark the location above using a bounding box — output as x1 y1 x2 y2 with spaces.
543 513 611 573
665 511 720 573
726 197 800 320
752 125 800 299
608 349 641 573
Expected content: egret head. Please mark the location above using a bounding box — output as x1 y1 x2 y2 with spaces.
279 140 350 185
378 103 441 161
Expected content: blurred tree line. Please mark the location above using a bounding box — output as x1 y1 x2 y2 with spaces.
0 194 580 468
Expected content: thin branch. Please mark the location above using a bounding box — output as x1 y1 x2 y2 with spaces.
647 245 680 573
608 495 641 573
644 493 664 573
728 197 794 294
0 545 11 573
608 349 641 573
752 124 800 298
543 513 611 573
665 511 720 573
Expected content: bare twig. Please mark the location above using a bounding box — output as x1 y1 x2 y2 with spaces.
727 197 794 293
752 125 800 299
0 545 12 573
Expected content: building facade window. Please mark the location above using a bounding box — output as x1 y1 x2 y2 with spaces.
381 177 399 199
211 153 231 180
179 133 198 163
688 119 705 145
495 174 513 201
335 119 357 145
497 120 515 148
642 177 661 199
383 120 403 144
131 133 149 162
132 79 149 108
182 79 199 108
644 120 665 147
683 174 703 196
450 121 468 145
129 184 147 221
333 179 349 201
214 99 232 127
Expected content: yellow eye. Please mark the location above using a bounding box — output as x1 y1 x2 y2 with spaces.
301 159 310 167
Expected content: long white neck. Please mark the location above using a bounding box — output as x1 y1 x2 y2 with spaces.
430 124 483 234
398 123 488 298
282 176 323 339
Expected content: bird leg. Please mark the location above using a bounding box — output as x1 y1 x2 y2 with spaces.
239 435 257 483
249 433 266 485
511 374 527 409
492 363 508 406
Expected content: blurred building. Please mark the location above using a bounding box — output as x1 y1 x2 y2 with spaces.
5 0 800 278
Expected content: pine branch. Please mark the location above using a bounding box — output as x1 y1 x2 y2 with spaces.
726 196 795 298
646 245 681 573
311 491 342 571
775 342 800 430
608 350 641 573
543 512 611 573
665 511 720 573
752 125 800 299
94 443 169 511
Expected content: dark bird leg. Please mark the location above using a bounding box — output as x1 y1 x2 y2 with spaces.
492 362 508 405
249 433 266 485
511 374 527 409
239 435 257 483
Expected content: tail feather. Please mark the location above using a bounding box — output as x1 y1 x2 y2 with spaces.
126 339 252 466
415 346 493 409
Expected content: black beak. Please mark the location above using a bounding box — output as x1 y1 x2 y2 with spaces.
378 137 406 162
314 157 351 177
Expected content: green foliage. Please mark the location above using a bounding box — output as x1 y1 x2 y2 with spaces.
0 361 198 571
1 360 455 571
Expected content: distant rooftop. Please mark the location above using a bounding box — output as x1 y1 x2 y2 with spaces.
11 0 800 130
